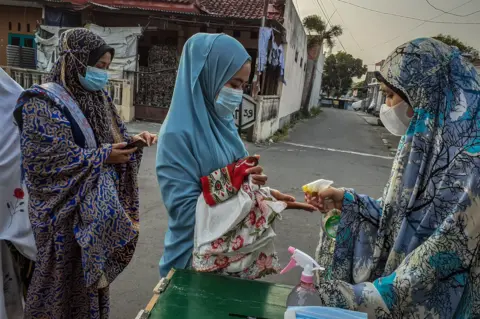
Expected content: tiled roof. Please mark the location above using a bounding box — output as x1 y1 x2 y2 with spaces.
42 0 271 20
43 0 198 13
197 0 264 19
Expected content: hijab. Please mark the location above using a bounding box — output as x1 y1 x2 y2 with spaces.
370 38 480 276
0 68 36 261
48 28 118 144
156 33 250 276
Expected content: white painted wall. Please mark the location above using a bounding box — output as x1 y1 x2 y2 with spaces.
278 0 307 119
308 46 325 109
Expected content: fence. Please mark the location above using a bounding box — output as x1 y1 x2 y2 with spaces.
1 66 134 122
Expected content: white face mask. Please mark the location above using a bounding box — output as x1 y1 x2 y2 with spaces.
380 101 412 136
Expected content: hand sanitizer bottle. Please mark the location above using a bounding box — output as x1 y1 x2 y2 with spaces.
280 247 325 307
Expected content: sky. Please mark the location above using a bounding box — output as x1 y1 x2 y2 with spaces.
293 0 480 70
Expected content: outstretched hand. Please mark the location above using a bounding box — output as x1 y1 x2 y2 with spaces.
271 189 317 212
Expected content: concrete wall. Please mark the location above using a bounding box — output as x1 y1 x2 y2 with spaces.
308 48 325 109
252 95 281 142
277 0 307 120
0 3 42 66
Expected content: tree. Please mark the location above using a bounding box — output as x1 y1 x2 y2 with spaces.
352 80 367 99
303 15 343 52
322 52 367 97
352 80 365 89
301 15 343 112
433 34 479 60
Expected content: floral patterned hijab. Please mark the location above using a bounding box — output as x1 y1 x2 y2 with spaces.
372 38 480 270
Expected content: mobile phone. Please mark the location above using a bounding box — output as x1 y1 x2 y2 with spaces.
124 139 148 149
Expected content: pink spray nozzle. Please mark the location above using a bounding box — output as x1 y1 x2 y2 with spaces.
280 247 324 277
280 247 298 274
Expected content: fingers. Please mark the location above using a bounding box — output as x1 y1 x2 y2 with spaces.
246 166 263 175
286 201 318 212
247 165 267 186
133 135 147 145
271 189 295 202
251 174 268 186
151 134 158 145
304 192 314 204
135 132 158 146
144 133 154 146
112 142 127 149
134 132 149 145
317 188 340 200
116 147 137 155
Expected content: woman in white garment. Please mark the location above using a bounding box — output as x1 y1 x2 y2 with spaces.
0 68 36 318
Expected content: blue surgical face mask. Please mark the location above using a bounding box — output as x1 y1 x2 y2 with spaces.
78 66 109 92
215 86 243 117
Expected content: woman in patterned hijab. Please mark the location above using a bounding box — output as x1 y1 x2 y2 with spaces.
307 38 480 317
16 28 156 318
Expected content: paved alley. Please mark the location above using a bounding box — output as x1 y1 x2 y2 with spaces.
111 108 397 318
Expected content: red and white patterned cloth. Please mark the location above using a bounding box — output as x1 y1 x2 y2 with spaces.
193 158 287 279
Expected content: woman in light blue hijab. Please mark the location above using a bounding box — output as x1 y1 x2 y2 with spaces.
156 33 266 277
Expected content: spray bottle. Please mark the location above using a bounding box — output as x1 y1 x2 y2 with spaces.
302 179 340 240
280 247 325 307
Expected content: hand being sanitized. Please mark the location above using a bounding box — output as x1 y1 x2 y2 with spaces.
281 247 325 307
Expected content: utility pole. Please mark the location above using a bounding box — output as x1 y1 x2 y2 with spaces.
251 0 269 100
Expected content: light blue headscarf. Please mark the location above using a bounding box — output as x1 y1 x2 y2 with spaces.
156 33 249 277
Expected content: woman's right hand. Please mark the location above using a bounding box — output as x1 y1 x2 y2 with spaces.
106 143 137 164
305 187 345 212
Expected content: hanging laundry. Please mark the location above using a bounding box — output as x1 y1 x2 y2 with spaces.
258 27 273 72
278 44 285 77
269 41 280 67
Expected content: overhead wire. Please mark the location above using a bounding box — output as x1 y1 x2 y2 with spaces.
313 0 347 51
326 0 362 51
425 0 479 17
335 0 480 25
370 0 476 49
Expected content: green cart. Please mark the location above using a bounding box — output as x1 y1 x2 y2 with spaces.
136 269 292 319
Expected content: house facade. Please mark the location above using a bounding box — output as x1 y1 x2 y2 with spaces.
0 0 309 142
0 1 42 67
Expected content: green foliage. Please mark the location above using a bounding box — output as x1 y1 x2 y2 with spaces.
352 80 365 89
433 34 479 59
322 52 367 97
302 15 343 50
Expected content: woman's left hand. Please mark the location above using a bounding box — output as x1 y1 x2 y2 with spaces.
246 165 268 186
133 131 158 147
246 154 268 186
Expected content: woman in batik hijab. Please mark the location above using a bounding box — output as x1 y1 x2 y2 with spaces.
0 68 36 319
306 38 480 317
15 28 156 318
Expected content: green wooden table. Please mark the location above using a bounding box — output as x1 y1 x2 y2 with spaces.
137 269 292 319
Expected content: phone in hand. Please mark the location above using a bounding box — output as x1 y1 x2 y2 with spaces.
124 139 148 150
